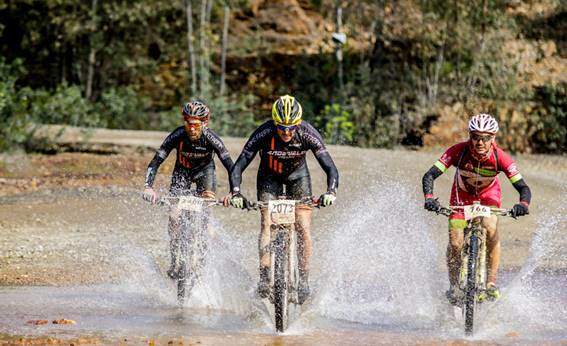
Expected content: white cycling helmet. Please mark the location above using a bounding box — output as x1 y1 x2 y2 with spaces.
468 113 499 134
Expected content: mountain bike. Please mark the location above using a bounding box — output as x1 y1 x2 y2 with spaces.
248 197 318 332
437 201 512 335
159 193 222 305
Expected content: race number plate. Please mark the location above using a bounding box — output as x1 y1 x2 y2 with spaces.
463 204 491 220
268 200 296 224
177 196 203 212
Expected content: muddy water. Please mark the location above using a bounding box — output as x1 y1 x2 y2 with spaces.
0 146 566 344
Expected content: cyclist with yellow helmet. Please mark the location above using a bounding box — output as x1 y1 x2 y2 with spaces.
227 95 339 303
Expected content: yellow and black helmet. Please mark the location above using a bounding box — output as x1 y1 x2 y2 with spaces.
272 95 302 126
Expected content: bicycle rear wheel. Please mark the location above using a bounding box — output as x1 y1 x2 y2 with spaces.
464 232 479 335
273 230 289 332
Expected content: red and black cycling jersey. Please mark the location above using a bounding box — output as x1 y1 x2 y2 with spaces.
230 120 339 193
422 140 531 206
144 126 233 188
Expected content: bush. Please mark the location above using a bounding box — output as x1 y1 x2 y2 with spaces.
315 103 354 145
29 84 98 127
96 86 150 129
529 83 566 153
0 58 34 151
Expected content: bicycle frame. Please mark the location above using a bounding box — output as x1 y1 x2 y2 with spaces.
438 201 510 335
250 197 316 332
159 194 222 304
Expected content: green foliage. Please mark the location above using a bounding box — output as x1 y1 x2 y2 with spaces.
530 83 566 153
0 58 34 151
29 84 98 127
96 87 150 129
315 104 354 145
0 0 564 154
207 94 259 137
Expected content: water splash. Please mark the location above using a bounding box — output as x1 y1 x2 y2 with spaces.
313 181 446 330
475 195 567 340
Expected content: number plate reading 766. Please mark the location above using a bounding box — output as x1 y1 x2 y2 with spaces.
177 196 203 212
269 200 296 224
463 204 491 220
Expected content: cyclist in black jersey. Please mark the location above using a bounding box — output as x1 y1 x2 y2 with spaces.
143 101 234 279
227 95 339 304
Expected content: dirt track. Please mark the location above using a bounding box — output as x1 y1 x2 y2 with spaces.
0 128 566 344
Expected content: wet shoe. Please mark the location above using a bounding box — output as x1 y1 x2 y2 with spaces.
257 280 270 299
167 263 178 280
445 287 461 306
297 279 310 305
486 283 500 301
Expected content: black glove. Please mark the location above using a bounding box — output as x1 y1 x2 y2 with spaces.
424 198 441 212
510 203 529 218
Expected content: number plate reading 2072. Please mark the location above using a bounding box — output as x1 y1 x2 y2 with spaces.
177 196 203 212
268 200 296 224
463 204 491 220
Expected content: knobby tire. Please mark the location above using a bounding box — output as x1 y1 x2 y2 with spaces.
273 230 289 332
464 232 479 335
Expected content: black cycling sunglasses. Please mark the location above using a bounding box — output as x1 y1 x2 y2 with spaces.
470 133 494 142
277 124 298 132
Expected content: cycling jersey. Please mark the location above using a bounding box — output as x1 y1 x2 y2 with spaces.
434 141 523 198
230 120 339 194
145 126 233 191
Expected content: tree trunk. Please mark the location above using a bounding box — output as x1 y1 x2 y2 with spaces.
85 0 98 100
220 5 230 96
186 0 197 96
198 0 208 96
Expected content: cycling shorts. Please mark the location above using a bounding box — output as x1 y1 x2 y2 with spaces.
256 170 312 202
448 181 501 229
170 163 216 197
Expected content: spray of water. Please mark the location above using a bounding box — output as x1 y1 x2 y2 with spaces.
312 181 446 330
475 191 567 340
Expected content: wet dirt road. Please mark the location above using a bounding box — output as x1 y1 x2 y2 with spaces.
1 134 566 344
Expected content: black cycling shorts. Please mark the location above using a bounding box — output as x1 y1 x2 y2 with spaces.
170 163 216 196
256 170 312 201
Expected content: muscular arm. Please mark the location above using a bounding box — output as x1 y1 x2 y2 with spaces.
422 165 444 197
512 178 531 205
144 129 180 187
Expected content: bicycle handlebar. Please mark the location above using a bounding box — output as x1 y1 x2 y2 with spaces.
246 197 320 211
157 196 223 208
437 205 511 218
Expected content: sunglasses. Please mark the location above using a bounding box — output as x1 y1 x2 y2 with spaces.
277 124 298 132
470 133 494 142
185 120 202 129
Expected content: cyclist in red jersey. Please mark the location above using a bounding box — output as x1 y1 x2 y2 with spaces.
421 113 531 301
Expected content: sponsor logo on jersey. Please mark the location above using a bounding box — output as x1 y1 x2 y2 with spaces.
181 152 209 159
507 163 519 176
266 150 304 158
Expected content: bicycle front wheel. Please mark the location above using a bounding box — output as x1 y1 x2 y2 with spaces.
273 230 289 332
464 232 479 335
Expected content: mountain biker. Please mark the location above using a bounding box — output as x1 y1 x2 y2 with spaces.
142 100 234 279
422 113 531 302
226 95 339 304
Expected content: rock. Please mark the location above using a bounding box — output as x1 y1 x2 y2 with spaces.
27 319 49 325
52 318 76 325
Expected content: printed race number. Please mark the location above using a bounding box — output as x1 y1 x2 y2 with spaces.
177 196 203 212
268 200 296 224
463 204 491 220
